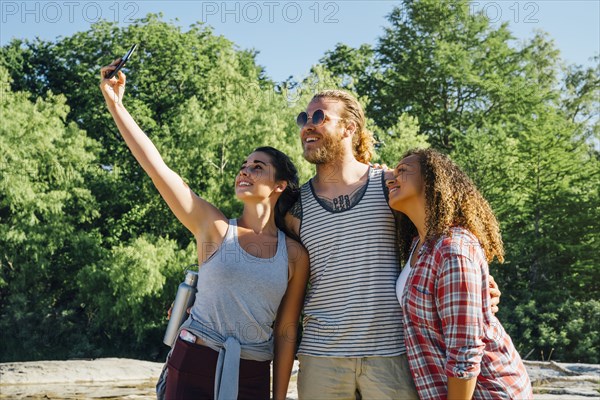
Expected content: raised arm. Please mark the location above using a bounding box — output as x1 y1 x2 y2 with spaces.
273 238 309 400
99 62 225 241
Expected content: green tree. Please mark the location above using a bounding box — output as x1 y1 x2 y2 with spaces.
1 14 310 243
0 65 103 360
375 114 430 166
322 0 547 150
1 15 312 361
319 0 600 361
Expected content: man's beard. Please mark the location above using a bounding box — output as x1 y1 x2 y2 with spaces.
303 132 345 164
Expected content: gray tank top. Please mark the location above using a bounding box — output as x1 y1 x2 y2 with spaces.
189 219 288 345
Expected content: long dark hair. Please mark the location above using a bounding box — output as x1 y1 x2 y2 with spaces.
254 146 300 239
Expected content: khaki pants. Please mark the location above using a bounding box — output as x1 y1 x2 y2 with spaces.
297 354 419 400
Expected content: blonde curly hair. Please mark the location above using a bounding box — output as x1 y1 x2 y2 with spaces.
396 148 505 264
311 90 375 164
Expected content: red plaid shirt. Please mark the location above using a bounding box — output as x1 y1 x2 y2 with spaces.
400 227 532 400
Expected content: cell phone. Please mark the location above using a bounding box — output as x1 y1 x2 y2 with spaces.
105 43 138 79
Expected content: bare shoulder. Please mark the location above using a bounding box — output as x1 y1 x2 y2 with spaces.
211 217 230 239
285 236 309 281
284 211 301 238
285 236 308 263
196 215 229 250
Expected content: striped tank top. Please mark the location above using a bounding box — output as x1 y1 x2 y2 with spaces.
297 168 406 357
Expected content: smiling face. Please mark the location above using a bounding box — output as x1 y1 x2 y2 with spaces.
386 154 425 214
300 98 347 164
235 151 284 201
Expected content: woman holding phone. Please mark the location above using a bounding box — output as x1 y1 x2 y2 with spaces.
386 148 532 400
100 61 308 400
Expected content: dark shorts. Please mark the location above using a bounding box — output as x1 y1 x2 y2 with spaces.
165 337 270 400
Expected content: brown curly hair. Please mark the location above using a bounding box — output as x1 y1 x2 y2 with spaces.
311 90 375 164
396 148 505 264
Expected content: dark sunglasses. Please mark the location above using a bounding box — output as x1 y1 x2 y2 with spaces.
296 109 342 128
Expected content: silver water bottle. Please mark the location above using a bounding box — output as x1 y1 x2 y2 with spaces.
163 270 198 347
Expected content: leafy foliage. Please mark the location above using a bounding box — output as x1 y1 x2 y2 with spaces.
0 65 103 360
1 3 598 362
320 0 599 362
0 16 310 361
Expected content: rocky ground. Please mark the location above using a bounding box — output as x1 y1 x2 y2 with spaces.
0 358 598 399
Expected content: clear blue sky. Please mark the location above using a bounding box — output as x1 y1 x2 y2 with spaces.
1 1 598 82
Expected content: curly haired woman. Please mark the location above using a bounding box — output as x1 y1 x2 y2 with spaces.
386 148 532 400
